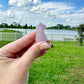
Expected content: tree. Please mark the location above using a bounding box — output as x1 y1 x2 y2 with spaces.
23 24 28 29
30 25 32 29
10 24 14 28
64 25 71 30
18 23 21 28
72 26 77 30
0 23 3 28
56 24 64 29
4 23 8 28
77 24 84 46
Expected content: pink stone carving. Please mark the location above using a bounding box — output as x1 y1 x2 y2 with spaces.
36 23 48 42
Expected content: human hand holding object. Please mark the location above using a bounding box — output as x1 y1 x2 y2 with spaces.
0 23 52 84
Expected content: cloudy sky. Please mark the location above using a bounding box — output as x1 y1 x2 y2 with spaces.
0 0 84 27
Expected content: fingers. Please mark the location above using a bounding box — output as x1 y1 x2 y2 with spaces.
1 32 36 53
19 42 52 68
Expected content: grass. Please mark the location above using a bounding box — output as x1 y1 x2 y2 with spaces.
29 41 84 84
0 29 21 33
0 41 12 47
0 30 23 41
0 41 84 84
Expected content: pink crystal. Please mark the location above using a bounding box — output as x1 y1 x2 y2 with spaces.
36 23 48 42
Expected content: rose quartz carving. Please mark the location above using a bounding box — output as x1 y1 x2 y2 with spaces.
36 23 48 42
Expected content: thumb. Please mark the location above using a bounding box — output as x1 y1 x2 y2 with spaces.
19 42 52 68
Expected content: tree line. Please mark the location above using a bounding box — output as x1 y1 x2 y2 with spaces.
0 22 35 29
47 24 77 30
0 22 81 30
0 22 84 46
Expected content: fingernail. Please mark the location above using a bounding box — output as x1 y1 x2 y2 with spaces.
40 42 52 50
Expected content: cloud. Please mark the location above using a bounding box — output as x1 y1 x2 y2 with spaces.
0 9 16 24
8 0 41 8
65 12 84 25
0 4 2 7
9 0 32 7
76 8 84 13
33 0 41 5
0 0 84 27
30 2 74 20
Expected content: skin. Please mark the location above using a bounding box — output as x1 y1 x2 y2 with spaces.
0 31 52 84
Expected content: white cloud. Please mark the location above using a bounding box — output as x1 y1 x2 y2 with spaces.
0 0 84 27
8 0 41 8
33 0 41 5
30 2 74 20
76 8 84 13
66 13 84 24
0 9 16 24
30 6 39 12
37 2 73 10
9 0 32 7
0 4 2 7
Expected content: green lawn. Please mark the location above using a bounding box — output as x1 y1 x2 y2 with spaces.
0 41 84 84
0 30 23 41
29 41 84 84
0 41 12 47
0 33 23 41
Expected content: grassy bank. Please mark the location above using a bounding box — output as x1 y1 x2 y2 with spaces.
0 41 84 84
0 29 21 33
0 30 22 41
29 41 84 84
0 41 12 47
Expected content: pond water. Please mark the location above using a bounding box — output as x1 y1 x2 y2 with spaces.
0 28 78 41
0 28 77 35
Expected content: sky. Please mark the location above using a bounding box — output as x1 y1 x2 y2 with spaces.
0 0 84 27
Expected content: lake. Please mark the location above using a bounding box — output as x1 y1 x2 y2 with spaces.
0 28 78 41
2 28 77 35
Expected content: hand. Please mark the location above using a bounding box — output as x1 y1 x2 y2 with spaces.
0 32 52 84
